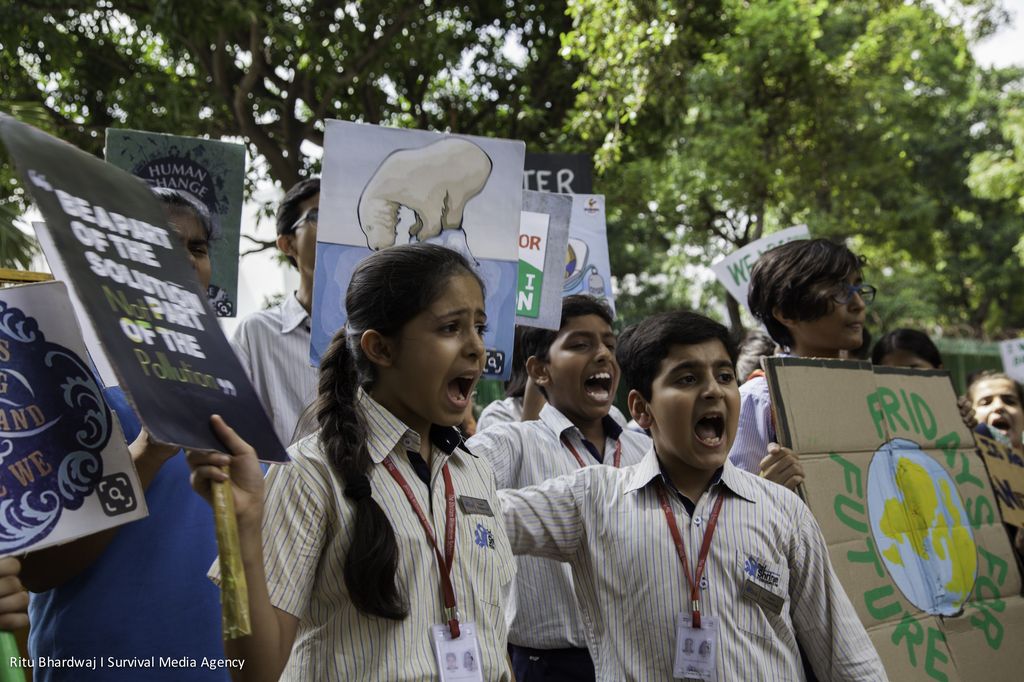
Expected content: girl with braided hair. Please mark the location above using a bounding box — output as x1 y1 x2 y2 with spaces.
188 243 515 681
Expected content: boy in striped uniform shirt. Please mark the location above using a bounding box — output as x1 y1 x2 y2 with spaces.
469 295 650 681
498 311 886 681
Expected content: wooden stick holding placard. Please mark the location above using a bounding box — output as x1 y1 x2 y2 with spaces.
212 470 250 638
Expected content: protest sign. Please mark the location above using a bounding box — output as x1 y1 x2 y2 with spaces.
710 224 810 313
762 357 1024 681
312 120 523 379
564 194 615 314
0 115 286 461
0 280 147 554
105 129 245 317
33 222 118 389
516 191 571 330
998 338 1024 383
523 152 593 194
975 431 1024 529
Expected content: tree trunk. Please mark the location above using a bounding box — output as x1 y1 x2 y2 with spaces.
726 294 745 334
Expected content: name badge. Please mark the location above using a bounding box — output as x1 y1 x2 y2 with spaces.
673 614 718 681
431 622 484 682
458 495 494 517
741 578 785 615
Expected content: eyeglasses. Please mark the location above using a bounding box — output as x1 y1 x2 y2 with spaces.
290 208 318 233
830 282 876 305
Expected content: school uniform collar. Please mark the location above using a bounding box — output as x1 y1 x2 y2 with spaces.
280 291 310 335
625 448 758 504
358 389 467 464
539 403 623 442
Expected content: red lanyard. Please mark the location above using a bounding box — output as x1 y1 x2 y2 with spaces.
382 456 461 638
655 484 725 628
561 435 623 468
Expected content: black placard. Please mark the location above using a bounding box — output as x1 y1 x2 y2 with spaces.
0 115 286 461
523 152 593 194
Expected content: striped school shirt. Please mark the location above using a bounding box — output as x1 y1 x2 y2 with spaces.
211 391 516 681
468 403 650 649
231 292 318 446
476 395 630 432
728 373 776 474
498 449 887 681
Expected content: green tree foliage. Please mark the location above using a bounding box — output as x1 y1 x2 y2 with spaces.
565 0 1024 337
0 0 580 253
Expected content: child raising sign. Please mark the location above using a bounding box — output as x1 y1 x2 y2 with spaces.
188 243 515 681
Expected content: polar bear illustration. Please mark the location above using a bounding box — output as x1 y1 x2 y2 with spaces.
357 138 493 251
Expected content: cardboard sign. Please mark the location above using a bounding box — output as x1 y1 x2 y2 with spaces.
563 194 615 315
523 152 593 194
312 121 524 379
0 281 147 555
975 431 1024 529
516 191 571 330
998 339 1024 383
105 129 245 318
761 357 1024 681
710 225 810 313
0 115 286 461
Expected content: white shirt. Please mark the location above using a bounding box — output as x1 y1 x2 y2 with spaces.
477 396 629 432
211 392 515 681
498 450 887 681
468 403 650 649
231 292 318 446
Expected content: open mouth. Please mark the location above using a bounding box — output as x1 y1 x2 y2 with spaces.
446 375 475 407
583 371 613 402
989 415 1011 433
694 413 725 448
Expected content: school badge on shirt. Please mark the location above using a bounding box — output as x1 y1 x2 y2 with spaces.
741 556 785 615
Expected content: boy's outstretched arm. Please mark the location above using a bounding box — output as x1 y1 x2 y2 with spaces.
787 502 888 681
189 416 299 682
497 470 587 562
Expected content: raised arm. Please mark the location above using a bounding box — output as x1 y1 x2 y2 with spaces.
188 416 300 682
498 470 586 563
787 502 887 681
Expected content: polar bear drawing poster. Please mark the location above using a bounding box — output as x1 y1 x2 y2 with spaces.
312 121 524 380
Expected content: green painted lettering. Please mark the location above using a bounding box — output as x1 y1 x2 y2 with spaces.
972 576 1005 610
969 600 1005 649
830 452 864 498
892 611 924 667
864 584 902 621
834 495 868 534
978 545 1008 587
911 393 937 440
924 627 949 681
848 537 886 578
951 452 984 489
936 431 960 462
967 495 996 529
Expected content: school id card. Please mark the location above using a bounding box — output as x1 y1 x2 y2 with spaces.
673 614 719 681
431 621 484 682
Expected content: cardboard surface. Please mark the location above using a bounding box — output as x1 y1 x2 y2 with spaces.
0 281 147 555
975 432 1024 529
763 357 1024 680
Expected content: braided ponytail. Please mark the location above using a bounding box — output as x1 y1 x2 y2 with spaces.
317 242 483 620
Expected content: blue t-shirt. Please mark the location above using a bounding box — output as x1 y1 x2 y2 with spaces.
28 387 228 681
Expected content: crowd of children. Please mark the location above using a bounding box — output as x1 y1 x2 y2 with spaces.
3 177 1022 682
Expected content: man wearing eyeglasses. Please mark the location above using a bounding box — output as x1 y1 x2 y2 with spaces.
231 178 321 445
727 238 876 491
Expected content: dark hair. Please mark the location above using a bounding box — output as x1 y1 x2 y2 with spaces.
617 311 739 400
967 370 1024 405
520 295 614 363
277 177 320 267
735 330 777 383
504 326 530 399
151 186 217 241
315 242 482 620
871 328 942 368
748 238 866 348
